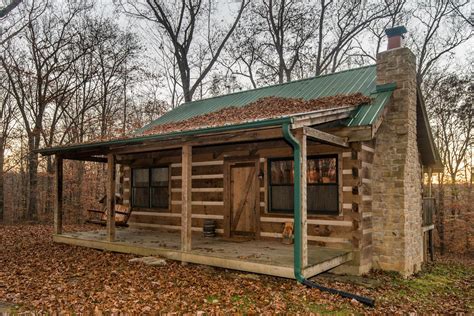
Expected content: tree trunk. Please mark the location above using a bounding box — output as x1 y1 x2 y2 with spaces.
45 155 54 219
26 134 39 221
0 136 4 223
437 173 445 255
182 78 192 103
76 160 85 224
450 173 457 201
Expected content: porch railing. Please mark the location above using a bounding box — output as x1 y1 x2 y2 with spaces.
422 197 436 227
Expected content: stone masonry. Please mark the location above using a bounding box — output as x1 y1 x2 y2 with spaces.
372 47 424 276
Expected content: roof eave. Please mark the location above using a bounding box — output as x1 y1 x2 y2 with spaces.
416 87 443 169
36 116 295 156
38 105 364 156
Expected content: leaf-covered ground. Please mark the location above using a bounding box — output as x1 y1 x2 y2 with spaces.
0 224 472 314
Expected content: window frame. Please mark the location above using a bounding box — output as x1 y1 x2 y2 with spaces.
131 166 170 210
268 157 294 213
267 154 340 215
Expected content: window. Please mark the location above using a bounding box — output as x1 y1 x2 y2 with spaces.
268 155 339 215
132 167 169 209
307 156 338 215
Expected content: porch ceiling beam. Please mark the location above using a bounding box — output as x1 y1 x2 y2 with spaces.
115 149 181 162
330 125 372 142
63 156 108 163
303 126 349 148
109 127 283 155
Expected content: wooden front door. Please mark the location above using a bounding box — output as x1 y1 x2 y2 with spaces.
224 159 259 238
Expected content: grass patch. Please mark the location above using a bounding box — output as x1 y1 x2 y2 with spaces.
231 294 254 312
307 302 356 315
205 295 219 304
383 261 474 309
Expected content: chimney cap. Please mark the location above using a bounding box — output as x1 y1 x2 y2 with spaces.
385 25 407 38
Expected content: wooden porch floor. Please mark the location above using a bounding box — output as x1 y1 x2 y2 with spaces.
55 228 353 279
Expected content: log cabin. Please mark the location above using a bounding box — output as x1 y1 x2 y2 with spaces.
39 26 442 280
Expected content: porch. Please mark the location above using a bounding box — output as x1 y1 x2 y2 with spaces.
48 120 367 278
54 228 353 279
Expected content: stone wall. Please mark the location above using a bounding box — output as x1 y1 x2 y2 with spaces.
372 47 424 276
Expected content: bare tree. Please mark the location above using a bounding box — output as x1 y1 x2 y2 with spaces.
409 0 473 84
250 0 317 83
120 0 249 102
0 0 91 220
0 0 45 46
426 73 473 188
223 0 405 86
0 73 16 222
350 0 408 64
86 17 140 138
353 0 472 84
221 20 263 89
312 0 406 76
0 0 22 18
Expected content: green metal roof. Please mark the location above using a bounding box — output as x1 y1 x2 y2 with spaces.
346 83 396 127
38 65 396 156
137 65 394 134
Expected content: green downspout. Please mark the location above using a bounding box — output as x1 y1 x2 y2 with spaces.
282 123 375 306
282 122 305 282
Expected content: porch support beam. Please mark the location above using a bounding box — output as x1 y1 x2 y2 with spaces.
53 155 63 235
106 153 116 242
298 132 309 268
110 127 283 155
63 156 108 163
181 144 192 252
303 126 349 148
427 167 433 197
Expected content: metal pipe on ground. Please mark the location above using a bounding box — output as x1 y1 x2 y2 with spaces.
302 279 375 307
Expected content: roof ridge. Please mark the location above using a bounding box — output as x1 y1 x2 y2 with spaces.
182 64 376 106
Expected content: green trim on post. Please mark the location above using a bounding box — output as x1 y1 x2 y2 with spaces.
282 123 305 282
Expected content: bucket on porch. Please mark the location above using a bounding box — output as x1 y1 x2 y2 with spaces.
203 219 216 238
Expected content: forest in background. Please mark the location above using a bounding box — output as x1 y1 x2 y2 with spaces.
0 0 472 254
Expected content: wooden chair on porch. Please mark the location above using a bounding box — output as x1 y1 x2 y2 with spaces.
86 195 132 227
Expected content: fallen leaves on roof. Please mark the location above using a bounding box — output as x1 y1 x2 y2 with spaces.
142 93 372 136
40 93 371 151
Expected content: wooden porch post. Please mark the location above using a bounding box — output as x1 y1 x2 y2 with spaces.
181 144 192 252
299 132 308 268
106 153 116 242
428 167 433 197
53 155 63 235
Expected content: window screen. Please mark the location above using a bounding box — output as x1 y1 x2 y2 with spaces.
269 156 339 215
151 167 169 208
132 169 149 208
307 157 338 214
132 167 169 209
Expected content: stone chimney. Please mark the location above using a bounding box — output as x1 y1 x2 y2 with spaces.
385 25 407 50
371 26 424 276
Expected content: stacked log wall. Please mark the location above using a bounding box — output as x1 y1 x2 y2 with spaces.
123 141 373 273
